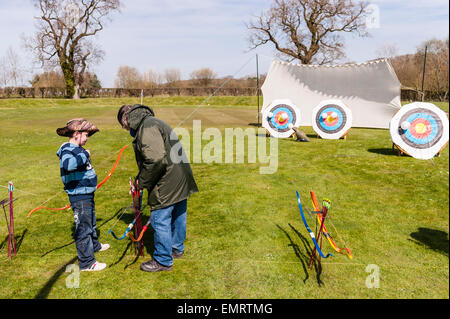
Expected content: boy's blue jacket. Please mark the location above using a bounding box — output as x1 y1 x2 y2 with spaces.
56 143 97 200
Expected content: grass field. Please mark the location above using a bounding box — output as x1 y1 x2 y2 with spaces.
0 97 448 299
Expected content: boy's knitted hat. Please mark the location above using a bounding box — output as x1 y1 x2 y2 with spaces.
56 118 99 137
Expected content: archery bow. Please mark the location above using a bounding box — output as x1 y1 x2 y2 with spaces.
108 177 143 241
127 218 150 242
108 218 138 240
27 145 129 218
310 191 353 259
296 191 332 259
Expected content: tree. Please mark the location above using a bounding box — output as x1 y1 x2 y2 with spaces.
375 43 399 59
247 0 369 64
190 68 217 87
86 73 102 89
389 54 422 90
24 0 120 98
163 68 181 87
0 47 24 87
142 69 162 88
30 70 66 88
416 37 449 101
30 69 101 90
114 65 142 88
0 58 7 88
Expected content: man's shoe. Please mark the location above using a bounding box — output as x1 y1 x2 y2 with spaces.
81 261 107 272
140 259 173 272
172 249 184 259
98 243 110 252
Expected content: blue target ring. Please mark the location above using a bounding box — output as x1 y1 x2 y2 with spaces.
404 113 438 145
319 107 344 131
270 107 294 130
400 109 442 149
315 104 348 135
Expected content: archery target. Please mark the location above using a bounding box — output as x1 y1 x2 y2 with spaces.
312 100 353 139
390 102 449 160
262 99 301 138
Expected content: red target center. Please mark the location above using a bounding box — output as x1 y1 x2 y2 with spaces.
410 118 432 139
275 112 289 125
323 112 338 126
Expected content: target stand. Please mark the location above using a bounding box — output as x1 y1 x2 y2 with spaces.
261 99 301 138
390 102 449 160
312 100 353 140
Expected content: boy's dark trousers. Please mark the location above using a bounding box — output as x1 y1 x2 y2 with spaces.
70 195 101 270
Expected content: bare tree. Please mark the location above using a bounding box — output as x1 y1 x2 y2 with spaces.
390 54 422 89
0 57 8 88
247 0 369 64
164 68 181 87
114 65 142 88
190 68 217 87
142 69 162 88
416 37 449 101
6 47 24 87
375 43 399 59
24 0 120 98
0 47 25 87
30 69 66 88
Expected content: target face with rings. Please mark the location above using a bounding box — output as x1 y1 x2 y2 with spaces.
262 99 301 138
390 102 449 160
312 100 353 139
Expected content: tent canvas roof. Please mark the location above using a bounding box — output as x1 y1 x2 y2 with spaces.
261 59 402 129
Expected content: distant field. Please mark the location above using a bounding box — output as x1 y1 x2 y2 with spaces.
0 96 447 110
0 97 448 299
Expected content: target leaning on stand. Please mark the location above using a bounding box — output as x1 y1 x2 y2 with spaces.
390 102 449 160
262 99 301 138
311 100 352 139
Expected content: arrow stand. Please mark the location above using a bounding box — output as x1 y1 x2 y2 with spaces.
131 179 145 257
308 202 329 269
1 182 16 259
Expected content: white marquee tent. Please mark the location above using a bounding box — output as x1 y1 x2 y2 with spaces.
261 59 402 129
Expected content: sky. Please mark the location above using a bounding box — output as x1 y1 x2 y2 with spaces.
0 0 448 87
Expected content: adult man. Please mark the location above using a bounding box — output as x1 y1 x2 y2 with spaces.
117 104 198 272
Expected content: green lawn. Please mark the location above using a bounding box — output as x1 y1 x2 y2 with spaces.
0 97 448 299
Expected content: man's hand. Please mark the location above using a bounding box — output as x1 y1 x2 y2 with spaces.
135 179 139 190
129 178 139 195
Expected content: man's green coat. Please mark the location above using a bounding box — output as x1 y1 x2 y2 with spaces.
127 105 198 210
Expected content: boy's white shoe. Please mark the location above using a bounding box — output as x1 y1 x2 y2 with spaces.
81 261 107 272
98 243 110 252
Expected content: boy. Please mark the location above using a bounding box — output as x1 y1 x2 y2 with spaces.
56 119 110 271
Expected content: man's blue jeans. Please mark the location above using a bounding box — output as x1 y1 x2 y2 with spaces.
151 199 187 267
71 197 101 270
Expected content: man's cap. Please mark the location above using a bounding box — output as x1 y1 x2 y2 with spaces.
56 118 99 137
117 104 134 127
117 104 155 128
